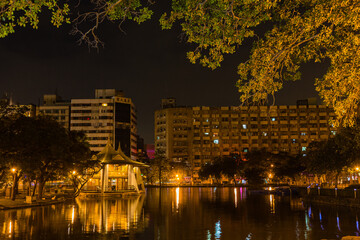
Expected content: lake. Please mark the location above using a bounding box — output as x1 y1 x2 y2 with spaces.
0 187 359 239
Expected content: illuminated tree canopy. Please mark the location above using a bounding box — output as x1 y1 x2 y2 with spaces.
2 0 360 127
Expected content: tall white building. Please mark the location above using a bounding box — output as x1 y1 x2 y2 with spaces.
70 89 137 159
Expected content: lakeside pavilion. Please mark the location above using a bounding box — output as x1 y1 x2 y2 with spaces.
84 142 148 194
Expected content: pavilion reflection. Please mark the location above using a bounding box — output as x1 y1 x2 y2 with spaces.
74 195 146 234
0 195 146 239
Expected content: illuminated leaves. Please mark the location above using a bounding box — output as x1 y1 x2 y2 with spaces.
161 0 360 127
160 0 276 69
0 0 70 38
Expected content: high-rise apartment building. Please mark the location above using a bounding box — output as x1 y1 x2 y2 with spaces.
155 99 336 182
37 94 71 129
70 89 137 158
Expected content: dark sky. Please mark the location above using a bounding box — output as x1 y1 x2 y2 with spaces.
0 1 326 144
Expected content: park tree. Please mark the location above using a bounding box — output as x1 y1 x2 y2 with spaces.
306 122 360 187
161 0 360 128
0 114 94 200
198 161 222 183
271 152 305 183
66 131 99 198
242 149 272 186
2 1 360 126
143 149 171 186
199 154 241 184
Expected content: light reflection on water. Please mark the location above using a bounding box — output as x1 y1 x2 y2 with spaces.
0 187 360 239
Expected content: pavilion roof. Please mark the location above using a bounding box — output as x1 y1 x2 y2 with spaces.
92 142 148 167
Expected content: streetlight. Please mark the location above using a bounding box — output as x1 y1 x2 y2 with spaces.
72 170 76 175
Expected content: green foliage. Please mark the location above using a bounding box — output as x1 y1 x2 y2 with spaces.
242 149 272 185
306 122 360 178
160 0 274 70
107 0 152 24
0 0 70 38
144 149 171 185
3 0 360 127
272 152 304 181
0 114 93 198
162 0 360 127
199 154 241 182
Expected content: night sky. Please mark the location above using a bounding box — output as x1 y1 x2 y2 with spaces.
0 1 326 144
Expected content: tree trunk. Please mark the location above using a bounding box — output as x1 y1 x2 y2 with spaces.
11 174 20 201
37 180 45 200
32 180 37 197
335 172 340 189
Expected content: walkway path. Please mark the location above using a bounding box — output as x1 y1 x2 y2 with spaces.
0 194 68 210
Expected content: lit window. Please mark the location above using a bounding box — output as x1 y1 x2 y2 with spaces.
243 148 249 153
263 132 267 136
271 117 276 121
331 130 336 135
302 146 307 151
102 103 108 107
242 124 247 129
213 139 219 144
204 132 209 135
292 139 296 143
301 132 306 136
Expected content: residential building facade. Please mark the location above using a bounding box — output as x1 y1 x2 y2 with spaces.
155 99 336 182
70 89 137 158
37 94 71 129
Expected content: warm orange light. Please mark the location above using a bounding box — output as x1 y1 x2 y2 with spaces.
102 103 108 107
175 174 179 178
356 167 359 171
268 173 272 178
270 164 274 168
11 168 16 173
72 171 76 175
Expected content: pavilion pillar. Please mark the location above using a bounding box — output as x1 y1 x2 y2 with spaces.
101 164 109 193
128 165 139 193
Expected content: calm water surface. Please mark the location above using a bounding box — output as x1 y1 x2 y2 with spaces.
0 187 359 240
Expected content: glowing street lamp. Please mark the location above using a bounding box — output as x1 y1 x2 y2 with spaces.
11 168 16 173
72 170 76 175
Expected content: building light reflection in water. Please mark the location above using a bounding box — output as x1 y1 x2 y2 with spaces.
269 194 275 214
207 230 211 240
357 214 360 232
214 220 221 240
234 188 237 208
176 187 180 210
337 212 341 232
71 206 75 224
319 210 324 231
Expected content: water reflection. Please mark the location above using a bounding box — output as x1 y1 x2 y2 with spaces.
269 194 275 214
0 195 146 239
75 195 146 234
1 188 360 239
